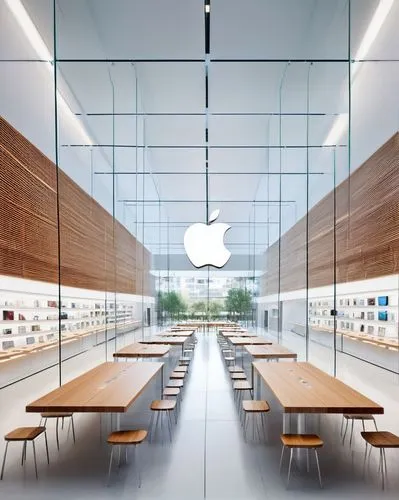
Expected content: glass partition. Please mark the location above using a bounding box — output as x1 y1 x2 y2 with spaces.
1 0 399 393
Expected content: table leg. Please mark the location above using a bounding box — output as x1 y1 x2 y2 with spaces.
296 413 306 462
161 365 164 397
116 414 121 431
283 413 289 433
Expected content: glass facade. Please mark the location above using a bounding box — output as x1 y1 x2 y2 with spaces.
0 0 399 390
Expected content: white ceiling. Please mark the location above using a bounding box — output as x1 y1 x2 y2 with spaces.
3 0 398 260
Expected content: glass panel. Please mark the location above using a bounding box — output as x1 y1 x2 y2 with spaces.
0 1 56 387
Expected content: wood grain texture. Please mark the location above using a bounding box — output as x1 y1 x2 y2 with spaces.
245 344 297 359
229 337 273 346
0 116 153 295
253 361 384 414
139 336 188 346
107 429 148 445
26 361 163 413
5 427 46 441
113 342 170 358
260 133 399 294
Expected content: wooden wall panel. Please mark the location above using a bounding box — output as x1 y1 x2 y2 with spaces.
261 133 399 295
0 116 153 296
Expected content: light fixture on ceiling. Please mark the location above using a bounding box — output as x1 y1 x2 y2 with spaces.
323 0 395 146
4 0 93 146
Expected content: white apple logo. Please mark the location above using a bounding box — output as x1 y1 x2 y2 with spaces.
184 209 231 268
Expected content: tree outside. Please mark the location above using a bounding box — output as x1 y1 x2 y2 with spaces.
225 288 252 322
158 291 187 322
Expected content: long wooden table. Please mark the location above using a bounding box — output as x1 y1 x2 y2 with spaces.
246 344 297 360
221 331 256 338
160 330 194 337
26 362 163 421
229 336 272 346
253 361 383 422
139 336 189 355
113 342 170 359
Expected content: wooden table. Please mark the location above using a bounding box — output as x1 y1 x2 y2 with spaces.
139 336 189 355
113 342 170 359
246 344 297 360
227 336 273 368
160 330 194 337
221 331 256 338
229 336 272 346
26 362 163 428
253 361 383 433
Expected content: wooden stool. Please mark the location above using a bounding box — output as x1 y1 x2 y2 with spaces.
280 434 323 488
361 431 399 489
163 387 181 412
228 366 244 373
224 356 235 366
179 356 191 367
107 430 147 486
174 366 188 373
40 412 75 450
149 400 177 442
233 381 253 408
342 414 378 446
242 400 270 441
1 427 49 480
170 371 185 380
231 372 247 381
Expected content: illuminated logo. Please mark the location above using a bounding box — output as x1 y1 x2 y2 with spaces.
184 210 231 268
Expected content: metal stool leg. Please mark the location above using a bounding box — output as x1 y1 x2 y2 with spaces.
315 449 323 488
349 419 355 447
287 448 294 486
21 441 27 466
148 410 155 443
1 442 9 480
56 418 60 450
44 431 50 464
107 446 114 486
135 444 141 488
279 445 285 472
342 418 349 444
32 440 38 480
167 411 173 442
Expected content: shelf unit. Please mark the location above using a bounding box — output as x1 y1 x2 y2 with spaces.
0 290 137 351
308 291 398 341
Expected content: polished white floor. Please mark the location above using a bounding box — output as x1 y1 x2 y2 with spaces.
0 329 399 499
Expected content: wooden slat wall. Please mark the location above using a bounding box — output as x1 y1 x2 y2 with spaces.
261 133 399 295
0 116 154 296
